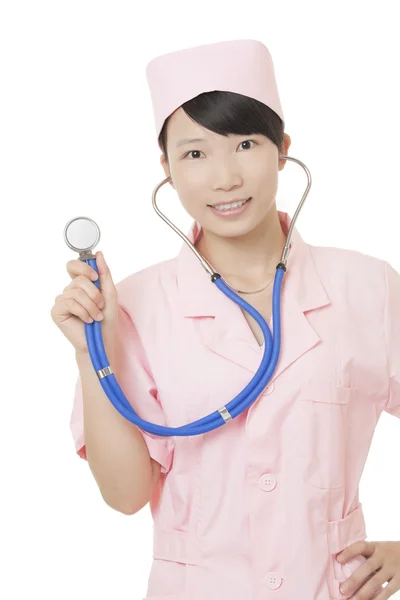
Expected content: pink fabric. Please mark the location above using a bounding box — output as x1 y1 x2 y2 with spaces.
145 39 285 141
70 211 400 599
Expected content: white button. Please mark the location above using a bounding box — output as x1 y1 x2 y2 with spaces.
259 473 277 491
264 572 283 590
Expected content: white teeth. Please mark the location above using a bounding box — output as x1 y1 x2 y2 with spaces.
214 198 248 211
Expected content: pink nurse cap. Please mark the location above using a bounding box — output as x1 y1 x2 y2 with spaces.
145 39 285 141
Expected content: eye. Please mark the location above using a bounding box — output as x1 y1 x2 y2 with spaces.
184 150 204 159
183 139 257 159
239 139 257 150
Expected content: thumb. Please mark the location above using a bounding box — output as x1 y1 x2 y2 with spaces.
95 251 115 295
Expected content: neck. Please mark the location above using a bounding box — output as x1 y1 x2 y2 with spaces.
195 209 287 291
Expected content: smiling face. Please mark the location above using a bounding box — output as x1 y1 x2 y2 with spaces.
160 107 291 239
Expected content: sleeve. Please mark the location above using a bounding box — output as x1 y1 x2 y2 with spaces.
383 260 400 418
69 303 175 475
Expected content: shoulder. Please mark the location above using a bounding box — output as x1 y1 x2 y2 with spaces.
114 256 179 321
309 241 386 282
307 242 389 314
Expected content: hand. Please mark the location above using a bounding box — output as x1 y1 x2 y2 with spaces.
51 251 118 354
336 540 400 599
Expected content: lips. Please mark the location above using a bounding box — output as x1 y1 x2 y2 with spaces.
208 197 251 208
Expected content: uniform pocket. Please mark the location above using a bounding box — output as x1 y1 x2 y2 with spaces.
296 383 353 490
143 558 186 599
143 529 202 599
326 503 375 599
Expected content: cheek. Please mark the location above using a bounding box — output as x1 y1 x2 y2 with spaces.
174 168 205 194
254 162 278 186
253 170 279 205
176 190 205 219
175 177 207 208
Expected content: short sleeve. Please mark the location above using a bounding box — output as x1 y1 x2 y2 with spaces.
383 260 400 418
70 303 175 475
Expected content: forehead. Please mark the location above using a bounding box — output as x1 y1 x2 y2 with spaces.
166 107 222 144
168 107 201 133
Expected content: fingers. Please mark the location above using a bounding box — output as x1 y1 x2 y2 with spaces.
94 251 116 295
63 274 104 308
62 277 105 317
60 290 104 323
66 258 99 282
59 297 100 324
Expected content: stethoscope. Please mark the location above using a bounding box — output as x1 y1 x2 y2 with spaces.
63 153 311 437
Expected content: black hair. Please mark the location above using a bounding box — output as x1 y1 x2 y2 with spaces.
158 90 284 164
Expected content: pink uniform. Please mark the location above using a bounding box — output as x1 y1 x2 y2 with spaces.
70 210 400 600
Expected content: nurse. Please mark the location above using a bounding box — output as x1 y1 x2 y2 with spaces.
52 39 400 600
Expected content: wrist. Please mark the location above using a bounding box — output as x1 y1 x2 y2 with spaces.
75 349 91 365
75 343 116 366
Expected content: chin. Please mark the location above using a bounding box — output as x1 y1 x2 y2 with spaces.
206 218 258 239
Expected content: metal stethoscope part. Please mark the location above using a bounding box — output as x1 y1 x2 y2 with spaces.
64 216 101 260
64 153 311 437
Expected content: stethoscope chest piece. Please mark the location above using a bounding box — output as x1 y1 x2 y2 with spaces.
64 216 101 260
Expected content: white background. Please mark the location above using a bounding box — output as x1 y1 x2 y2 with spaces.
1 1 400 598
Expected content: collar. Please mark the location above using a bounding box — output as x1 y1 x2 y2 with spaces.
176 210 331 386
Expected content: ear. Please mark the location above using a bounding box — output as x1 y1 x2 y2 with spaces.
160 154 175 188
278 133 291 170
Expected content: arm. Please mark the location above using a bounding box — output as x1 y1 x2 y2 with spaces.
70 302 174 514
75 349 160 515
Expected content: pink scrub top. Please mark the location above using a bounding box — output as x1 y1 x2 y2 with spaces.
70 211 400 600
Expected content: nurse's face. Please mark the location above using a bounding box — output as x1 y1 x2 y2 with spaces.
160 107 291 237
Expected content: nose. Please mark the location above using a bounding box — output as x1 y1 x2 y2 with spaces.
211 163 243 192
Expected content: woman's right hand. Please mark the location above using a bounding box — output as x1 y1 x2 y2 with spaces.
51 251 119 356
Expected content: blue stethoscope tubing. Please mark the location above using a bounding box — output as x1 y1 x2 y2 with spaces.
84 264 285 437
82 153 311 437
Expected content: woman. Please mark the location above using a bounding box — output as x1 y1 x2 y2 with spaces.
61 39 400 599
157 90 289 346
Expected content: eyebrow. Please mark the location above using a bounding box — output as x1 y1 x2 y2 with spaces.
176 137 207 148
176 134 261 148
